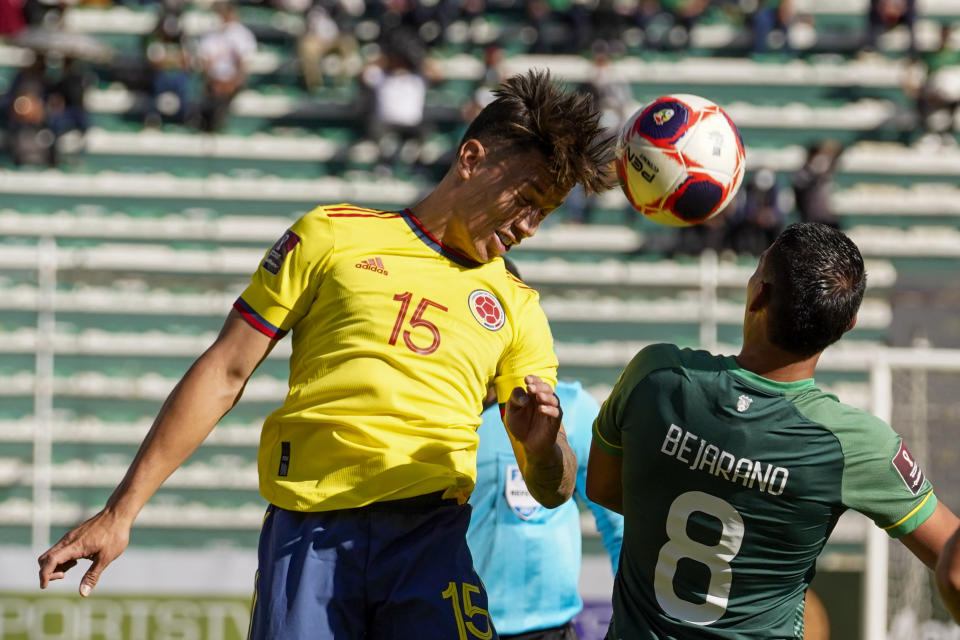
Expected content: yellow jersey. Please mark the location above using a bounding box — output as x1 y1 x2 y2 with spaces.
235 204 558 511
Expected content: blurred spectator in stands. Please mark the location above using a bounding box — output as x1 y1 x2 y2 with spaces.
197 1 256 133
792 139 843 228
568 44 634 224
666 207 730 257
593 0 650 56
749 0 796 55
19 0 53 26
864 0 916 57
589 43 633 132
662 0 709 50
462 44 505 120
910 23 960 144
632 0 671 51
298 0 357 90
46 56 89 158
525 0 555 54
373 0 431 41
143 3 192 127
0 0 27 38
565 0 595 54
4 53 55 165
724 168 785 255
360 29 437 174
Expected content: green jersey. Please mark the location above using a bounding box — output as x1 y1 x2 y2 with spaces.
593 344 937 640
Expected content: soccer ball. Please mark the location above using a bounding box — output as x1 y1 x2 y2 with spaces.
615 94 746 227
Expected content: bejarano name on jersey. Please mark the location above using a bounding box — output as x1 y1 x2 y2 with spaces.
661 423 789 496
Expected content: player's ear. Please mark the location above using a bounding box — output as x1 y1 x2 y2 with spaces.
747 280 771 312
846 314 858 333
457 139 486 179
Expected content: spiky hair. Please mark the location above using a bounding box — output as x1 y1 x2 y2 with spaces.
459 70 614 194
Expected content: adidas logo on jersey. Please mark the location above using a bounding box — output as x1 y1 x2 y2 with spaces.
356 257 388 275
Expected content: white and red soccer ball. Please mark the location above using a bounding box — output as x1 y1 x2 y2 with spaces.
615 94 746 227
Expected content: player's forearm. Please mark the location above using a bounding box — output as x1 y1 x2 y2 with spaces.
520 434 577 508
103 352 247 523
936 528 960 623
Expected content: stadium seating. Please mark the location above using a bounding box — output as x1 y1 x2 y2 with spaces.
2 0 959 569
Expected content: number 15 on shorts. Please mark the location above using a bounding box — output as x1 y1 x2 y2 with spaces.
442 581 493 639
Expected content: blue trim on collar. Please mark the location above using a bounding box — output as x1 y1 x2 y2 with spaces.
401 209 482 268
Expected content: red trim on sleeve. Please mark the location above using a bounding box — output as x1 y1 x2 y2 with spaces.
233 298 287 340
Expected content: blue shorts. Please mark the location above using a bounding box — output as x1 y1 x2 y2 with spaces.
248 494 499 640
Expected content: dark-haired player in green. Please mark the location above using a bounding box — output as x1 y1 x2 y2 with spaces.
587 222 960 639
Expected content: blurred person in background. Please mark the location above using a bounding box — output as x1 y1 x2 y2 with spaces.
661 0 709 51
792 139 842 229
46 55 89 159
197 1 256 132
461 45 506 120
864 0 916 57
724 167 785 256
665 206 730 257
567 44 633 225
467 258 624 640
909 23 960 145
4 53 55 165
143 1 192 127
297 0 358 91
748 0 796 55
360 28 436 175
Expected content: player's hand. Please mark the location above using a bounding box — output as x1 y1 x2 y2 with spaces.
505 375 563 460
38 510 131 597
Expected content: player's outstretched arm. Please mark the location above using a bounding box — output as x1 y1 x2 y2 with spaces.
504 375 577 508
37 309 276 597
936 523 960 623
899 501 960 622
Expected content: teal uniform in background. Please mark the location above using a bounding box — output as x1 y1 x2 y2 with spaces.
594 344 937 640
469 380 624 637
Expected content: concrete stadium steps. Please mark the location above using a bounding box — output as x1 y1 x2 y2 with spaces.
0 363 878 418
0 417 261 446
0 237 898 287
7 457 258 490
26 1 960 66
0 497 267 530
54 1 960 38
0 49 918 110
4 184 957 258
76 86 916 147
6 165 960 223
0 43 932 144
0 336 890 395
13 128 960 189
846 225 960 257
0 288 894 351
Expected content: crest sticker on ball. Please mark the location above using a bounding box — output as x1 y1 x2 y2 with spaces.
469 290 505 331
653 108 675 125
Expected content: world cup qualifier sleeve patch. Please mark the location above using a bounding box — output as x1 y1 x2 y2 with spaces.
892 440 925 495
262 230 301 275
